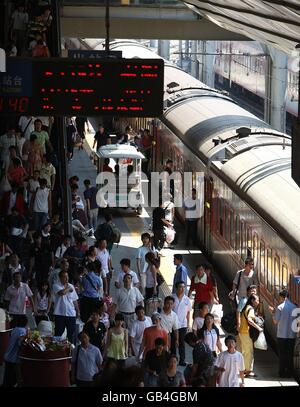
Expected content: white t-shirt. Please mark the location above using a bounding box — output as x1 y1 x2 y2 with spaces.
116 270 139 288
173 294 192 329
192 317 204 332
114 287 144 313
163 200 175 222
53 282 78 317
19 116 35 140
33 187 49 213
96 248 110 275
160 310 179 334
202 328 219 353
130 316 152 351
137 246 151 274
4 283 33 315
215 351 245 387
183 197 201 220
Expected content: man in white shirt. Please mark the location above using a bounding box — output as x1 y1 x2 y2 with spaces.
173 281 192 366
4 271 36 318
215 335 245 387
31 178 50 231
115 258 139 289
96 239 112 293
18 116 35 140
54 236 72 264
53 270 80 344
129 305 152 359
48 259 70 293
160 296 179 355
136 232 157 295
113 274 144 330
72 331 102 387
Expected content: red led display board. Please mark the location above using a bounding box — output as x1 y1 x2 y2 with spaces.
0 58 164 117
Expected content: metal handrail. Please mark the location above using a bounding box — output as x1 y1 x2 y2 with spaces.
20 356 72 362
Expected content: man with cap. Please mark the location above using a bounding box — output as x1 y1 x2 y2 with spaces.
138 312 169 360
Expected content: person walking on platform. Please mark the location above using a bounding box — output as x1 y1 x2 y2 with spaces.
72 331 103 387
113 274 144 331
173 281 192 366
238 294 262 378
183 188 200 247
269 289 298 378
130 305 152 360
136 232 158 296
83 179 99 231
230 257 259 313
152 198 172 251
53 270 80 344
188 264 214 312
172 254 188 294
105 313 128 368
144 251 159 301
215 335 245 387
160 296 180 357
80 264 102 323
139 312 169 360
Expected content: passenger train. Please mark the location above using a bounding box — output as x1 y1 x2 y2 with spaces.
82 39 300 368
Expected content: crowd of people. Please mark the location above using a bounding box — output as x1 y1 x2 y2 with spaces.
5 1 53 58
0 117 298 388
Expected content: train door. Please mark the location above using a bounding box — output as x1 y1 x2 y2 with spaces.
203 177 213 254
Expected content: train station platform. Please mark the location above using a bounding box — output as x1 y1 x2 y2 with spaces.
0 131 298 387
72 129 297 387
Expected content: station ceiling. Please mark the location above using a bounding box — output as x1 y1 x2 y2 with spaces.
62 1 300 53
183 0 300 54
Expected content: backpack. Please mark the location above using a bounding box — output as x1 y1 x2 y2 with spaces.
110 223 121 244
95 223 113 242
221 311 237 335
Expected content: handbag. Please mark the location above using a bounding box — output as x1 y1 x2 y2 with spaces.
156 271 165 287
245 308 264 342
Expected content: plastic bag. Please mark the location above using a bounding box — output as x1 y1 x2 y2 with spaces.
254 331 268 350
211 303 223 322
164 226 175 244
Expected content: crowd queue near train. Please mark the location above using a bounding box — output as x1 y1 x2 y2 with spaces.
0 115 299 388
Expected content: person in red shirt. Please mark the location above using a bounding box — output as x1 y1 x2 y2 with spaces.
103 158 113 173
7 158 27 186
138 312 169 360
188 264 214 315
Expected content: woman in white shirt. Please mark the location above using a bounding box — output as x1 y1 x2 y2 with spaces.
197 313 222 358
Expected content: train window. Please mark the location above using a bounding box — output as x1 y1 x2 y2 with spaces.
282 263 288 290
235 216 240 254
247 226 252 258
219 199 224 237
225 206 230 242
230 210 235 248
260 240 265 286
240 221 245 258
274 255 280 299
252 233 258 269
267 249 273 292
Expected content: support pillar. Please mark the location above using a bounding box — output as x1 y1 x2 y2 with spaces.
263 44 288 132
178 40 182 68
190 40 198 79
157 40 170 60
202 41 215 88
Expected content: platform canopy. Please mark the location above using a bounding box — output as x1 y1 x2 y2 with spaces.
183 0 300 54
